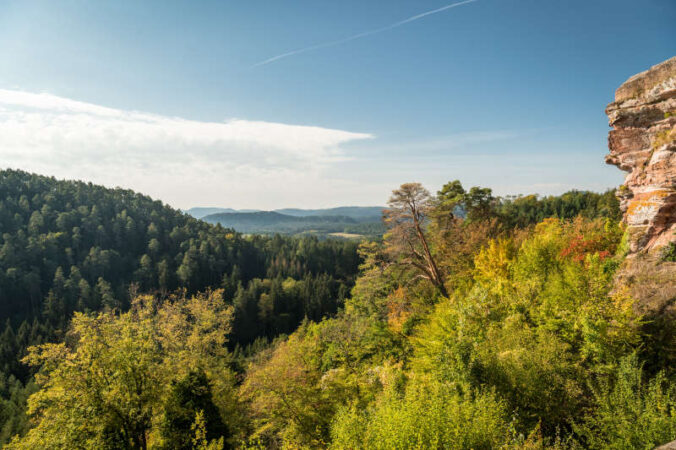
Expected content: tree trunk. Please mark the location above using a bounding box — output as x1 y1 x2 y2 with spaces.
413 216 447 297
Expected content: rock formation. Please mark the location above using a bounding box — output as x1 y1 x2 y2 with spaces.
605 56 676 254
657 440 676 450
606 57 676 318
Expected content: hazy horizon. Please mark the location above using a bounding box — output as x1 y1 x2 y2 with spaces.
1 0 674 209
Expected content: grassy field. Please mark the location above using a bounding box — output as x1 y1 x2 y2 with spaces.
328 232 364 239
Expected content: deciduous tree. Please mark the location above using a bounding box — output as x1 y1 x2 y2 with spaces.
383 183 447 297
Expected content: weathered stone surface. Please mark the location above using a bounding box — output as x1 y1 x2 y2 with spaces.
606 56 676 254
656 439 676 450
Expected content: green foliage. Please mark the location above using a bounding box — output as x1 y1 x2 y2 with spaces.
434 180 467 221
323 212 651 447
191 410 225 450
0 169 362 444
661 241 676 262
239 313 402 448
434 180 620 229
574 354 676 449
0 375 37 443
331 378 511 449
434 181 497 224
240 322 336 447
1 172 671 448
413 218 638 433
0 168 360 363
161 369 229 450
202 210 385 237
6 291 238 449
0 169 359 339
496 189 621 228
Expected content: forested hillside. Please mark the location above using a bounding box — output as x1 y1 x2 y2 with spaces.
0 169 360 442
2 170 674 449
0 169 359 336
196 190 619 239
235 183 673 449
202 211 358 233
201 211 385 237
186 207 384 222
273 207 383 221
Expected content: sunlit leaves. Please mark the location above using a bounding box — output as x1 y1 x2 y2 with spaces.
7 290 236 449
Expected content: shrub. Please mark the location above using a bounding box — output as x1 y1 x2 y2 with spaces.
661 241 676 262
330 378 511 449
574 354 676 449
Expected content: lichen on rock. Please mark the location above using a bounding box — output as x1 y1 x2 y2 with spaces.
606 56 676 254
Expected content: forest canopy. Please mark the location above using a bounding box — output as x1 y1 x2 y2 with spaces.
3 170 673 449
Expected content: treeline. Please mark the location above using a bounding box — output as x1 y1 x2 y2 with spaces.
235 182 674 449
432 179 620 227
202 211 386 237
7 179 672 449
496 189 621 228
0 170 359 379
0 169 256 324
3 170 657 449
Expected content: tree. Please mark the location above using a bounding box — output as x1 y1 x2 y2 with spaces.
240 323 340 448
6 290 237 449
433 180 466 228
463 186 496 223
383 183 447 297
177 249 198 290
161 369 229 450
95 277 118 310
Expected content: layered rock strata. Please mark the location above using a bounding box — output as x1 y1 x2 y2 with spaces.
605 56 676 254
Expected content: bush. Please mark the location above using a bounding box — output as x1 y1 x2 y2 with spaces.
661 242 676 262
574 354 676 449
330 377 511 449
409 218 639 436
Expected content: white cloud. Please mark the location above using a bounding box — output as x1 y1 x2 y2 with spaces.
0 89 373 209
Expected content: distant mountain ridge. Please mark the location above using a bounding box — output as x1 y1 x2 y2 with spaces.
184 207 259 219
186 206 384 221
192 207 386 237
203 211 357 225
274 206 384 222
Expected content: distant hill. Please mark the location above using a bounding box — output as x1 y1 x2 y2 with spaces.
201 210 385 237
274 206 384 222
186 206 384 222
184 207 260 219
189 206 386 237
202 211 364 235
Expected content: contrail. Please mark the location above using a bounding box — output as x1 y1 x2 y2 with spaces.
253 0 479 67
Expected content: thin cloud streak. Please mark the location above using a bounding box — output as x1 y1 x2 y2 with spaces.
253 0 479 67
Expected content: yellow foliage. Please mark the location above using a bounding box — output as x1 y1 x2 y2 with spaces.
7 290 237 449
473 237 515 294
386 287 411 334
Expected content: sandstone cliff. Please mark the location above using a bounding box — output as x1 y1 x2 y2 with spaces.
605 56 676 254
606 57 676 319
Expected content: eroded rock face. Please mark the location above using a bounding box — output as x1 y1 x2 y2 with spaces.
606 56 676 254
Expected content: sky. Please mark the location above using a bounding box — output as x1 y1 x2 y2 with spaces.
0 0 674 210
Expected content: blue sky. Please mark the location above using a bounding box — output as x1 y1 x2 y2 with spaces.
0 0 674 209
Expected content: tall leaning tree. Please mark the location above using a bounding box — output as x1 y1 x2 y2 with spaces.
383 183 448 297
